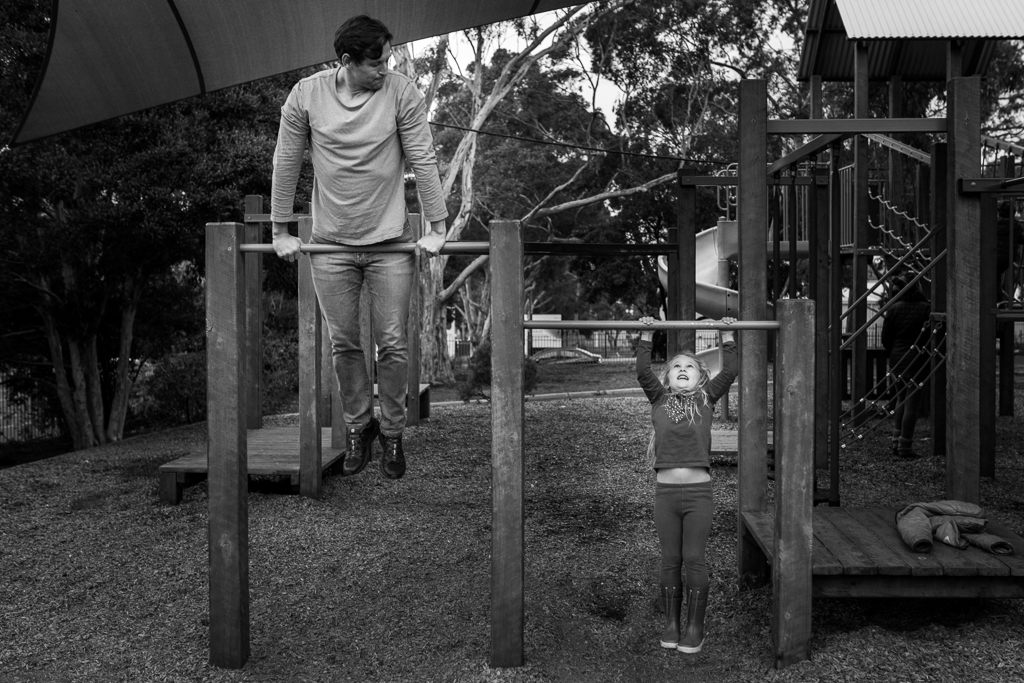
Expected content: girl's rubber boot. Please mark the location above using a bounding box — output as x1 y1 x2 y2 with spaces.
677 588 707 654
659 586 682 649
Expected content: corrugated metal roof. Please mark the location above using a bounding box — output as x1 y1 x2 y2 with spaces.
799 0 1005 81
836 0 1024 40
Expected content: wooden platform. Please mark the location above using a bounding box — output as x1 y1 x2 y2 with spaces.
742 506 1024 598
158 427 344 505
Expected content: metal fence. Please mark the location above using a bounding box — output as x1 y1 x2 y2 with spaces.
0 377 61 443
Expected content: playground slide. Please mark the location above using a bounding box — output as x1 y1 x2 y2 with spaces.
657 219 809 371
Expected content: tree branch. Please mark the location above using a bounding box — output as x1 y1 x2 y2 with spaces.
528 171 676 219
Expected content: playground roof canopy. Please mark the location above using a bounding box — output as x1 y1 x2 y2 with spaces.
10 0 584 147
799 0 1024 82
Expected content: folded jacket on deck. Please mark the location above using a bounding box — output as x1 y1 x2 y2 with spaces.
895 500 987 553
964 532 1015 555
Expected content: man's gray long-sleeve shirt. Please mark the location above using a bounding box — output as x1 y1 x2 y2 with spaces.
271 67 448 244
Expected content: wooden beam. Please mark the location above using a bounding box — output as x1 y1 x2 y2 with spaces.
930 144 948 459
828 146 843 506
946 77 982 503
737 79 770 587
242 196 263 430
766 119 946 135
667 227 681 356
810 75 823 119
489 220 525 668
677 169 698 352
297 217 322 499
205 222 250 669
773 299 816 668
767 133 847 176
979 194 997 476
813 167 830 472
947 40 963 80
850 42 870 427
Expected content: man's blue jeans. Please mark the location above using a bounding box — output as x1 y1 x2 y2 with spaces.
309 249 414 436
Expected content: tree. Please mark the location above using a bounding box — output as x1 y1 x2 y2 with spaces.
405 1 699 384
0 0 300 449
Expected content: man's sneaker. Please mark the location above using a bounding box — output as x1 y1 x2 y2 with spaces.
379 433 406 480
341 417 379 476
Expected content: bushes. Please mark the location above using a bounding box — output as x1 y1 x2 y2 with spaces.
456 341 538 401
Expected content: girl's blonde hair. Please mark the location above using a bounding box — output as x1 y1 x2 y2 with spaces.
645 352 712 466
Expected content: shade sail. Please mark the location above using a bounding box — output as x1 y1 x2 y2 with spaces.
11 0 585 146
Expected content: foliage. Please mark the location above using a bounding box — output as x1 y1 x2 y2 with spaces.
0 0 306 448
456 341 538 401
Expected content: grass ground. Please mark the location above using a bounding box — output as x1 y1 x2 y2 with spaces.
2 361 1023 682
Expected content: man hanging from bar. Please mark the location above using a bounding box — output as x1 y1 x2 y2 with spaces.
269 15 449 480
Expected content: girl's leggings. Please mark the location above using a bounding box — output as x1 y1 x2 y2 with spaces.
654 481 713 592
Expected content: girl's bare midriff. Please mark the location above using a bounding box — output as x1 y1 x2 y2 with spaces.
656 466 711 484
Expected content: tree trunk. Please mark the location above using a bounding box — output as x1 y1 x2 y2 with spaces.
66 339 99 450
106 276 143 441
420 259 456 385
83 336 107 446
39 306 86 449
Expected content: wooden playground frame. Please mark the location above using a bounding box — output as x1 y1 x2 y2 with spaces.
196 73 1024 671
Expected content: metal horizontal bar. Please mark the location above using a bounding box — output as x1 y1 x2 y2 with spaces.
238 241 679 256
679 175 824 187
982 135 1024 157
238 242 490 254
522 242 677 255
677 176 738 187
523 320 779 331
767 118 946 135
244 213 308 223
959 177 1024 193
863 134 931 165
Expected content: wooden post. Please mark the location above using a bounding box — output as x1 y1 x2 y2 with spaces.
930 143 948 459
773 299 815 668
490 220 524 667
813 172 830 472
737 80 770 586
809 81 828 476
997 157 1016 418
205 223 249 669
677 170 697 353
828 147 843 506
407 213 423 426
851 41 870 426
979 193 997 476
297 217 323 499
946 76 982 503
320 308 333 428
243 196 263 429
667 227 681 356
809 75 822 119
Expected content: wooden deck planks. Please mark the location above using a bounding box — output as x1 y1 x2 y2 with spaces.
843 507 942 577
822 508 913 575
813 511 876 575
984 521 1024 576
159 427 345 504
741 506 1024 585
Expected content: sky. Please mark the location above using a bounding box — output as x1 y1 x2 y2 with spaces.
408 9 626 129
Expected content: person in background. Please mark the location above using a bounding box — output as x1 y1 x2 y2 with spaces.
636 316 738 654
270 15 449 480
881 276 931 459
